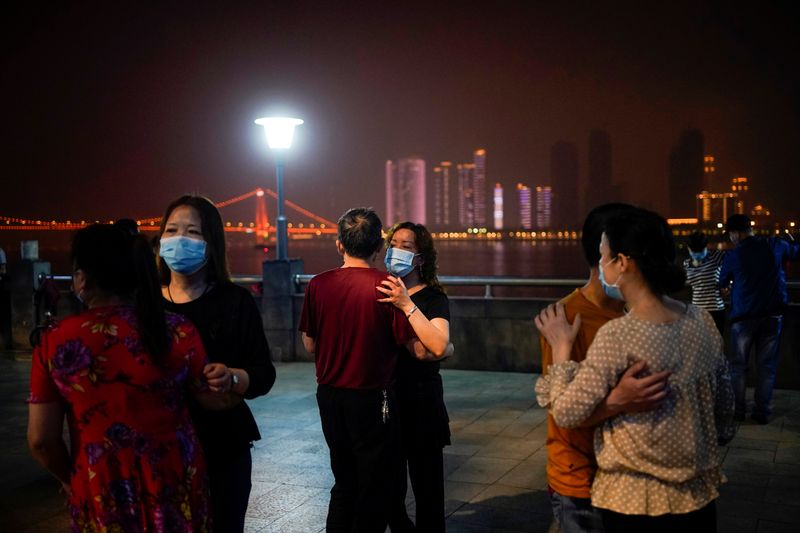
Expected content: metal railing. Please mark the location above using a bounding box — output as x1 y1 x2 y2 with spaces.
293 274 800 300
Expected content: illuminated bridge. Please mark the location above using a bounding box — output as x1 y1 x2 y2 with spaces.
0 188 338 242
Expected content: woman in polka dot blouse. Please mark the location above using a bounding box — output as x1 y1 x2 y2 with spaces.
535 207 736 532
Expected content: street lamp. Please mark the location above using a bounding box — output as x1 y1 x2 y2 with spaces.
255 116 304 260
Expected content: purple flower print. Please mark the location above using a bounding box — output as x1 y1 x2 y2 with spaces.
105 423 134 448
52 340 92 376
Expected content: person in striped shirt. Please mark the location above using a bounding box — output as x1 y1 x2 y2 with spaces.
684 231 726 334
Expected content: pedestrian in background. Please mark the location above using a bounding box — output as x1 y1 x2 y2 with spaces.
684 230 726 334
719 214 800 424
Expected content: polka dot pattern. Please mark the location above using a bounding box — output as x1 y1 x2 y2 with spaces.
536 304 736 515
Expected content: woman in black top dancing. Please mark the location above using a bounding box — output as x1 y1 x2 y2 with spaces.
378 221 453 533
158 195 276 533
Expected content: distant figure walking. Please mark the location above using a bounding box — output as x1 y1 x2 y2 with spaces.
299 207 420 532
719 214 800 424
684 231 726 334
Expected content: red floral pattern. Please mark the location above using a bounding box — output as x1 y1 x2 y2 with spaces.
29 306 211 532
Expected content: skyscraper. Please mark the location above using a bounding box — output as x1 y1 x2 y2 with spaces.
668 128 704 218
550 141 579 228
386 157 426 225
703 155 716 192
457 163 475 227
493 183 503 230
431 161 454 229
473 149 487 227
517 183 532 230
535 185 553 229
585 130 612 216
731 176 750 215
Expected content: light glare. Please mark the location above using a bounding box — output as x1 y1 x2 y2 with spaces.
255 117 304 150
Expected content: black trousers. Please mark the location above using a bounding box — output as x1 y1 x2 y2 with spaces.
317 384 401 533
601 500 716 533
206 445 253 533
709 309 726 335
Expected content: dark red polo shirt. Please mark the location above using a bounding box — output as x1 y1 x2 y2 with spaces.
299 267 413 389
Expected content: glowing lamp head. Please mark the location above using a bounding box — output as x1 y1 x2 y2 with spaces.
255 117 304 150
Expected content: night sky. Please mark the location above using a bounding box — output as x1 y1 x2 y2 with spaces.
3 1 799 223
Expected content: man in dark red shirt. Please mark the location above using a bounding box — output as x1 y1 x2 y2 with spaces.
300 207 417 532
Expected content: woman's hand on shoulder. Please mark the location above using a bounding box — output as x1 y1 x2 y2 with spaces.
376 275 414 314
534 303 581 363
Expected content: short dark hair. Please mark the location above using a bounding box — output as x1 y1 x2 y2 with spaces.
337 207 383 259
687 231 708 252
726 214 752 233
114 218 139 235
581 203 635 266
604 208 685 295
158 195 230 285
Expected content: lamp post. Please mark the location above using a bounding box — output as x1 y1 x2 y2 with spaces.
254 116 304 260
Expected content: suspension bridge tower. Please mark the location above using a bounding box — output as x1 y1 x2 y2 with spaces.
255 188 270 244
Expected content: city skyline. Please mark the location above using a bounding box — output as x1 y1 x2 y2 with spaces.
2 2 799 223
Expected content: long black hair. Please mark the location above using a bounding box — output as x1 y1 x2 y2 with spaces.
604 208 686 295
158 195 230 286
72 224 169 361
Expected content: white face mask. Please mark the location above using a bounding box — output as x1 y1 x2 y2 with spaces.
598 257 624 301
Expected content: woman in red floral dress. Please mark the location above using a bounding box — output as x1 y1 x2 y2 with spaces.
28 224 224 532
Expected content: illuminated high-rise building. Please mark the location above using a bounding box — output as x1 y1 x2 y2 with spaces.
517 183 532 230
668 128 704 218
535 185 553 229
473 149 487 226
731 176 750 214
457 163 475 227
386 157 426 226
493 183 503 230
431 161 454 228
551 141 579 228
703 155 716 191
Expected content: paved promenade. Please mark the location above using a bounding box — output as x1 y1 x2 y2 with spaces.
1 357 799 532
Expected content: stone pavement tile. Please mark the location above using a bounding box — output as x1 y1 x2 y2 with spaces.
447 431 496 456
718 514 758 533
261 502 327 533
768 473 800 489
444 453 471 477
775 443 800 464
496 458 548 490
447 456 520 484
737 425 800 443
719 483 765 503
284 466 334 489
275 450 330 468
476 435 544 460
19 512 72 533
444 520 521 533
247 484 326 523
460 415 518 436
724 469 771 488
757 520 800 532
725 447 777 462
448 502 551 532
729 436 781 451
763 486 800 507
717 497 800 525
444 480 492 518
470 484 551 515
251 460 307 484
0 476 67 531
499 420 539 438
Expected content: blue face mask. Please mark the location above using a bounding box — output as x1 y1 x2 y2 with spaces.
160 236 207 275
598 257 625 301
689 249 708 262
384 247 417 278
